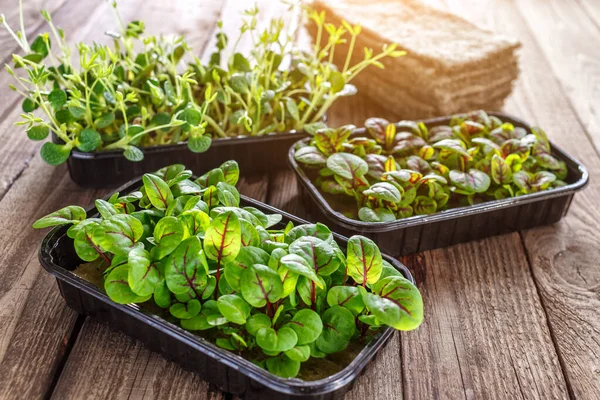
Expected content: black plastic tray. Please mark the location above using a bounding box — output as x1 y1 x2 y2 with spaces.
39 177 415 399
289 112 589 257
65 130 308 189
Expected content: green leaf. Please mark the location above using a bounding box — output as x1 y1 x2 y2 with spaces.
76 128 101 152
47 89 66 110
105 265 151 304
27 124 49 140
491 154 512 185
95 199 119 219
363 182 401 203
362 276 423 330
217 294 251 324
327 286 365 316
154 279 171 308
216 182 240 207
266 355 301 378
95 112 115 129
279 254 323 286
124 146 144 162
22 98 38 112
284 309 323 345
224 246 270 291
165 236 208 295
33 205 86 228
68 106 86 119
330 71 346 93
449 169 491 194
231 52 251 72
346 235 382 286
188 135 212 153
315 306 354 354
413 196 437 215
143 173 174 210
295 146 327 166
289 236 340 276
219 160 240 186
128 247 161 296
73 222 101 261
178 108 202 126
285 223 333 244
40 142 71 165
240 264 283 308
284 345 311 362
153 216 184 259
204 211 242 264
256 326 298 352
432 138 470 158
358 207 395 222
170 299 201 319
230 74 250 94
286 98 300 121
246 313 272 336
93 214 144 255
30 34 50 57
326 153 368 180
179 209 210 237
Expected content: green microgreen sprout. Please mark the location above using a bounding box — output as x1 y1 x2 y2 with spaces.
33 160 423 379
294 110 569 222
3 1 403 165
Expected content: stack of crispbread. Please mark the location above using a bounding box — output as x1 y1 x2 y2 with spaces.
308 0 521 119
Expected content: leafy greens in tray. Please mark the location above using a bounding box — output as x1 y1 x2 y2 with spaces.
294 110 569 222
33 161 423 379
2 1 403 164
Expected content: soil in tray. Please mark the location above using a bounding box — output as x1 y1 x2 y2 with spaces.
73 261 371 381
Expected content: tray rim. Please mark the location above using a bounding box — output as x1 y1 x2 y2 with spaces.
68 128 308 161
288 111 590 233
38 177 414 397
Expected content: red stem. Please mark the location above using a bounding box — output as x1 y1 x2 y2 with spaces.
214 260 221 300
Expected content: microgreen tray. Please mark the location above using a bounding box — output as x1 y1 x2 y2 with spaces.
64 130 308 189
38 177 414 399
289 112 589 257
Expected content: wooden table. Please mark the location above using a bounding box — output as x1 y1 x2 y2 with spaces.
1 0 598 399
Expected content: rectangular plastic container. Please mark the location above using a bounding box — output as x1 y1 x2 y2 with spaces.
66 130 308 189
289 112 589 257
39 177 415 400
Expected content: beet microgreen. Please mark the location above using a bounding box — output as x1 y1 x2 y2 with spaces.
4 1 402 165
295 110 569 222
34 160 423 379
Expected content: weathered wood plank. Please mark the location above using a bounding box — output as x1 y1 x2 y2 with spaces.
0 159 101 400
401 239 569 399
439 0 600 398
51 320 223 400
515 0 600 154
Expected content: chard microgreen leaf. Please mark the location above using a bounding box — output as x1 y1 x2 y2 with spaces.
143 173 174 211
315 306 355 354
33 205 87 228
128 247 161 297
346 236 382 286
284 309 323 345
165 237 208 295
256 326 298 352
104 265 151 304
362 276 423 330
217 294 251 324
93 214 143 255
240 264 283 308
